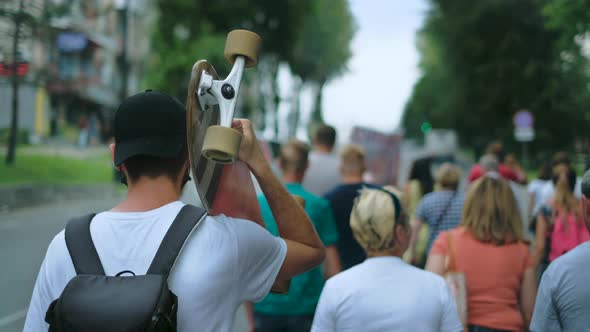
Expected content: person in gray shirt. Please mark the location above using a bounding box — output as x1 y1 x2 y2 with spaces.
530 169 590 332
302 124 341 196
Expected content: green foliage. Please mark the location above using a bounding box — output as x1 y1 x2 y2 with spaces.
287 0 356 127
403 0 590 155
145 0 355 135
288 0 356 83
145 0 313 99
0 154 112 184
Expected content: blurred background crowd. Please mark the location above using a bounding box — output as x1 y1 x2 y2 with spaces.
2 0 590 331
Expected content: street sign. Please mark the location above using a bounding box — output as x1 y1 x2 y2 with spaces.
514 110 533 128
514 110 534 142
515 127 534 142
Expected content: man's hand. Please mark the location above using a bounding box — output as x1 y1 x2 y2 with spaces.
232 119 267 173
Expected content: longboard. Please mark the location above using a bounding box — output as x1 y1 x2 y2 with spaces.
185 30 290 293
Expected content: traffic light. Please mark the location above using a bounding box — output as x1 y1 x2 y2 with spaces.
420 121 432 134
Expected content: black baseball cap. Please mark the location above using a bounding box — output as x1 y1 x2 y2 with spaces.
114 90 186 166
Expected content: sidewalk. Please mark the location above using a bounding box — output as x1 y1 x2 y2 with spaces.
0 140 117 211
0 139 109 160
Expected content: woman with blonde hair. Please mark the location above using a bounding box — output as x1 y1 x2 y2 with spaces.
312 187 462 332
426 176 537 332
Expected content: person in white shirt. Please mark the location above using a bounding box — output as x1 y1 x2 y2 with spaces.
24 90 326 332
302 124 341 196
528 162 552 219
311 187 462 332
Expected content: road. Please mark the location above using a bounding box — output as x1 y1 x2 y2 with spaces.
0 195 122 331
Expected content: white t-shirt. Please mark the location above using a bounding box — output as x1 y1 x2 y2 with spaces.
311 257 463 332
23 201 287 332
303 151 341 196
528 179 550 216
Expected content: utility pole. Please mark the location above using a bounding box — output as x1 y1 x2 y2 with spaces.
6 0 25 165
119 0 129 101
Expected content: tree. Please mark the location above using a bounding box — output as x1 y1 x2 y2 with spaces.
402 0 590 157
1 0 53 165
145 0 312 137
286 0 356 136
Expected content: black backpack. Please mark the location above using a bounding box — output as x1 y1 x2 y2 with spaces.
45 205 206 332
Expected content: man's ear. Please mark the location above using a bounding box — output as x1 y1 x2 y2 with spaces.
109 143 121 171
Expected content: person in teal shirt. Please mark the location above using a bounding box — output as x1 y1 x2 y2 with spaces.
253 139 341 331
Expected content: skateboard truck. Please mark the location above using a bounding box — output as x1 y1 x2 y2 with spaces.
197 30 261 164
197 56 244 130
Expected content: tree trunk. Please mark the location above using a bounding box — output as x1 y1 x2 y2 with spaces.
270 59 280 140
6 0 25 165
258 56 280 139
307 80 326 139
311 80 326 124
287 77 303 138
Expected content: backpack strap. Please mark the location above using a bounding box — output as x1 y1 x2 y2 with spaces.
65 213 105 275
147 205 207 276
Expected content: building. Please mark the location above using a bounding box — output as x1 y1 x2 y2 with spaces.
0 0 155 144
0 0 49 143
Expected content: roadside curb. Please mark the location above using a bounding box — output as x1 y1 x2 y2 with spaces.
0 184 121 212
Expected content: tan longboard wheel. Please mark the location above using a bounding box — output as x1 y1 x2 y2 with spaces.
224 29 261 68
202 125 242 164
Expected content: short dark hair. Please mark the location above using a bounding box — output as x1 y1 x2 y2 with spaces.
123 146 188 183
486 141 504 160
313 124 336 149
552 151 571 168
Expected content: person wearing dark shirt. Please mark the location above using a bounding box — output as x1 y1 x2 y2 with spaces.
324 144 379 270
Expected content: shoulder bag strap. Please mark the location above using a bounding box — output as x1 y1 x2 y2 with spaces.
446 231 457 273
147 205 207 276
65 213 104 275
435 191 457 226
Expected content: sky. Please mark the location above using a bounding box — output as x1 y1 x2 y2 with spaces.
293 0 430 142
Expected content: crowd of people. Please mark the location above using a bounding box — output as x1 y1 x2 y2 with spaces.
22 91 590 332
247 136 590 332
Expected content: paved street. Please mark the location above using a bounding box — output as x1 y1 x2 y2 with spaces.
0 195 123 331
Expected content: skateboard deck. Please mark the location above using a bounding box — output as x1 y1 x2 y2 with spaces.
186 60 264 226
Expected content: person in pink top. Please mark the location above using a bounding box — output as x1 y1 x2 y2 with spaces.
426 175 537 332
534 168 590 271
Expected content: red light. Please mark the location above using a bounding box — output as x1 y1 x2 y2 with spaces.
0 62 29 76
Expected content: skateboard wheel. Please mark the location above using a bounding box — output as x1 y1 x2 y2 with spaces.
202 125 242 163
224 29 261 68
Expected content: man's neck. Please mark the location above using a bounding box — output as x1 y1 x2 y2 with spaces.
112 177 181 212
313 145 332 154
282 172 304 184
341 174 363 184
366 250 403 258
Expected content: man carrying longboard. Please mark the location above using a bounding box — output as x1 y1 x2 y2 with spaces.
24 90 326 332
